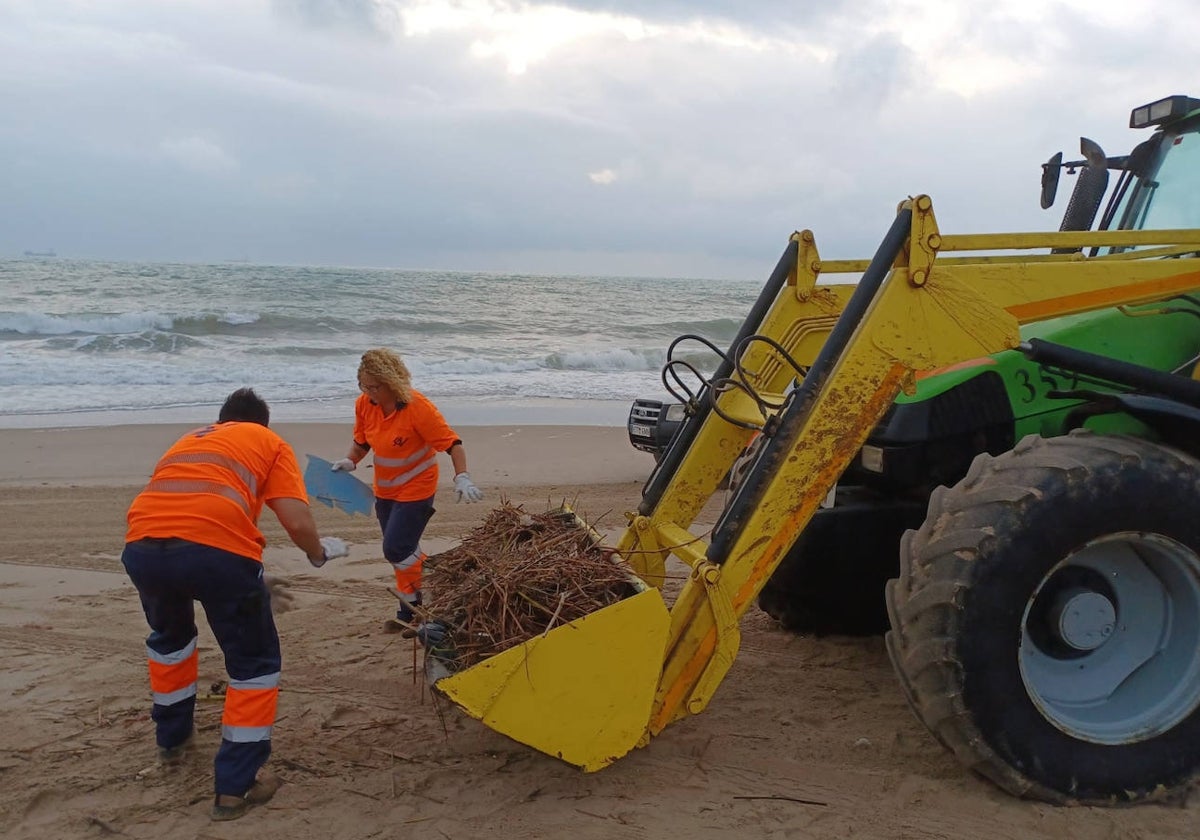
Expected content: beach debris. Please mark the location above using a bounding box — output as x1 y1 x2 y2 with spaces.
420 500 638 671
199 679 228 703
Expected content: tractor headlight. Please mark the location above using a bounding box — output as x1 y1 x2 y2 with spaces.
1130 95 1200 129
860 445 885 474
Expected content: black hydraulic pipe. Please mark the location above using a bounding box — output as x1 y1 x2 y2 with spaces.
708 206 914 565
637 238 800 516
1022 338 1200 407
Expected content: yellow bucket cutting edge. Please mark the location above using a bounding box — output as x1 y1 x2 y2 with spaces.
433 585 671 771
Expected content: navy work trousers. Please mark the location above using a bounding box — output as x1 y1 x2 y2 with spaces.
121 538 281 796
376 495 436 564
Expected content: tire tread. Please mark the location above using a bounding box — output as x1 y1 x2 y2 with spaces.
885 432 1200 805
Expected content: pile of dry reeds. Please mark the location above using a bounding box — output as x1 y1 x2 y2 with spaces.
423 500 638 670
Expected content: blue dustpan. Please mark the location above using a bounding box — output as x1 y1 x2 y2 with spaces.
304 454 375 517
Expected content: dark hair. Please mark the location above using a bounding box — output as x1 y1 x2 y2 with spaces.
218 387 271 426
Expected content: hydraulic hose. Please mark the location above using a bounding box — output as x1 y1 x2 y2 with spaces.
708 205 914 564
637 238 800 516
1022 338 1200 407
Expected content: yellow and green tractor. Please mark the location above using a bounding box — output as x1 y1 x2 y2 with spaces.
436 95 1200 806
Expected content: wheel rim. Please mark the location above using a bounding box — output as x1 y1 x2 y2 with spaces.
1019 532 1200 744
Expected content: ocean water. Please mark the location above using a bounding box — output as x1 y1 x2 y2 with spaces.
0 258 763 428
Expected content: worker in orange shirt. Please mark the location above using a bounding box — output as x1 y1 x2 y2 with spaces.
331 348 483 631
121 388 349 822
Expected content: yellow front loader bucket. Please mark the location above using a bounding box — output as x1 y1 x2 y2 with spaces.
434 584 671 771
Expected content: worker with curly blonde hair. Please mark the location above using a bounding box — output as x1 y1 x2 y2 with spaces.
331 348 483 630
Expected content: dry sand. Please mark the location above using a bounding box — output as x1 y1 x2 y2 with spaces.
0 423 1195 839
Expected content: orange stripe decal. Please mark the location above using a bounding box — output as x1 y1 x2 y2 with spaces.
1008 270 1200 322
914 356 997 380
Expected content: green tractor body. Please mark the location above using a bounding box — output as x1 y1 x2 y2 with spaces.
756 96 1200 633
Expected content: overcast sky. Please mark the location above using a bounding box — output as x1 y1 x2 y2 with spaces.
2 0 1196 278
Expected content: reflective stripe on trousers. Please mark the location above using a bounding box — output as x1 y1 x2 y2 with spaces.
221 671 280 742
147 636 199 706
392 549 426 599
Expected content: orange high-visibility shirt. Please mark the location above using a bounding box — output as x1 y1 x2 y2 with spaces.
125 421 308 561
353 390 460 502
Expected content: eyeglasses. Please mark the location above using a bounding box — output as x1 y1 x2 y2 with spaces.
359 382 385 393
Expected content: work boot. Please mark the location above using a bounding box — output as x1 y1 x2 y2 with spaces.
211 768 281 821
383 592 422 633
156 730 195 766
396 591 422 624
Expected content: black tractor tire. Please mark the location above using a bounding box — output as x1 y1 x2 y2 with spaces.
757 527 887 635
885 431 1200 805
758 494 925 636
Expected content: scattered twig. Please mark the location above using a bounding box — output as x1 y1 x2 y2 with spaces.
732 794 827 806
344 787 382 802
575 809 611 820
542 591 568 637
275 756 324 777
84 815 123 835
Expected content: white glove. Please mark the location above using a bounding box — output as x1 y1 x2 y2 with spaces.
330 458 356 472
453 472 484 504
309 536 349 568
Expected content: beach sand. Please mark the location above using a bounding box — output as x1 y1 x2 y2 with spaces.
1 423 1194 838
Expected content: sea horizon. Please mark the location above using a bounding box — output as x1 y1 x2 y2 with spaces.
1 256 759 430
0 395 637 430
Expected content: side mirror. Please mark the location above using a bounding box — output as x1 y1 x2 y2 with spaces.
1054 137 1109 249
1040 151 1063 209
1080 136 1107 169
1125 137 1157 178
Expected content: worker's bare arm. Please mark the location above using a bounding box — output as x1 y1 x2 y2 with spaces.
267 497 326 565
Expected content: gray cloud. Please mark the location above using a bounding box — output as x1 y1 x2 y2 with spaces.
832 33 917 111
1 1 1198 278
271 0 397 37
543 0 860 28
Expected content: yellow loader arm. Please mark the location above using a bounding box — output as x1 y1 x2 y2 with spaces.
436 195 1200 769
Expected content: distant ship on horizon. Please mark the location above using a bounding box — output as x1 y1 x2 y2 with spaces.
23 249 57 258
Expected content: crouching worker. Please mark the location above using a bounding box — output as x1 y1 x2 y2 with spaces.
121 388 349 822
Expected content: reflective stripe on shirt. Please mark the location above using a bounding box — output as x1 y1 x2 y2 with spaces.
143 479 252 516
156 452 258 496
375 447 437 488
